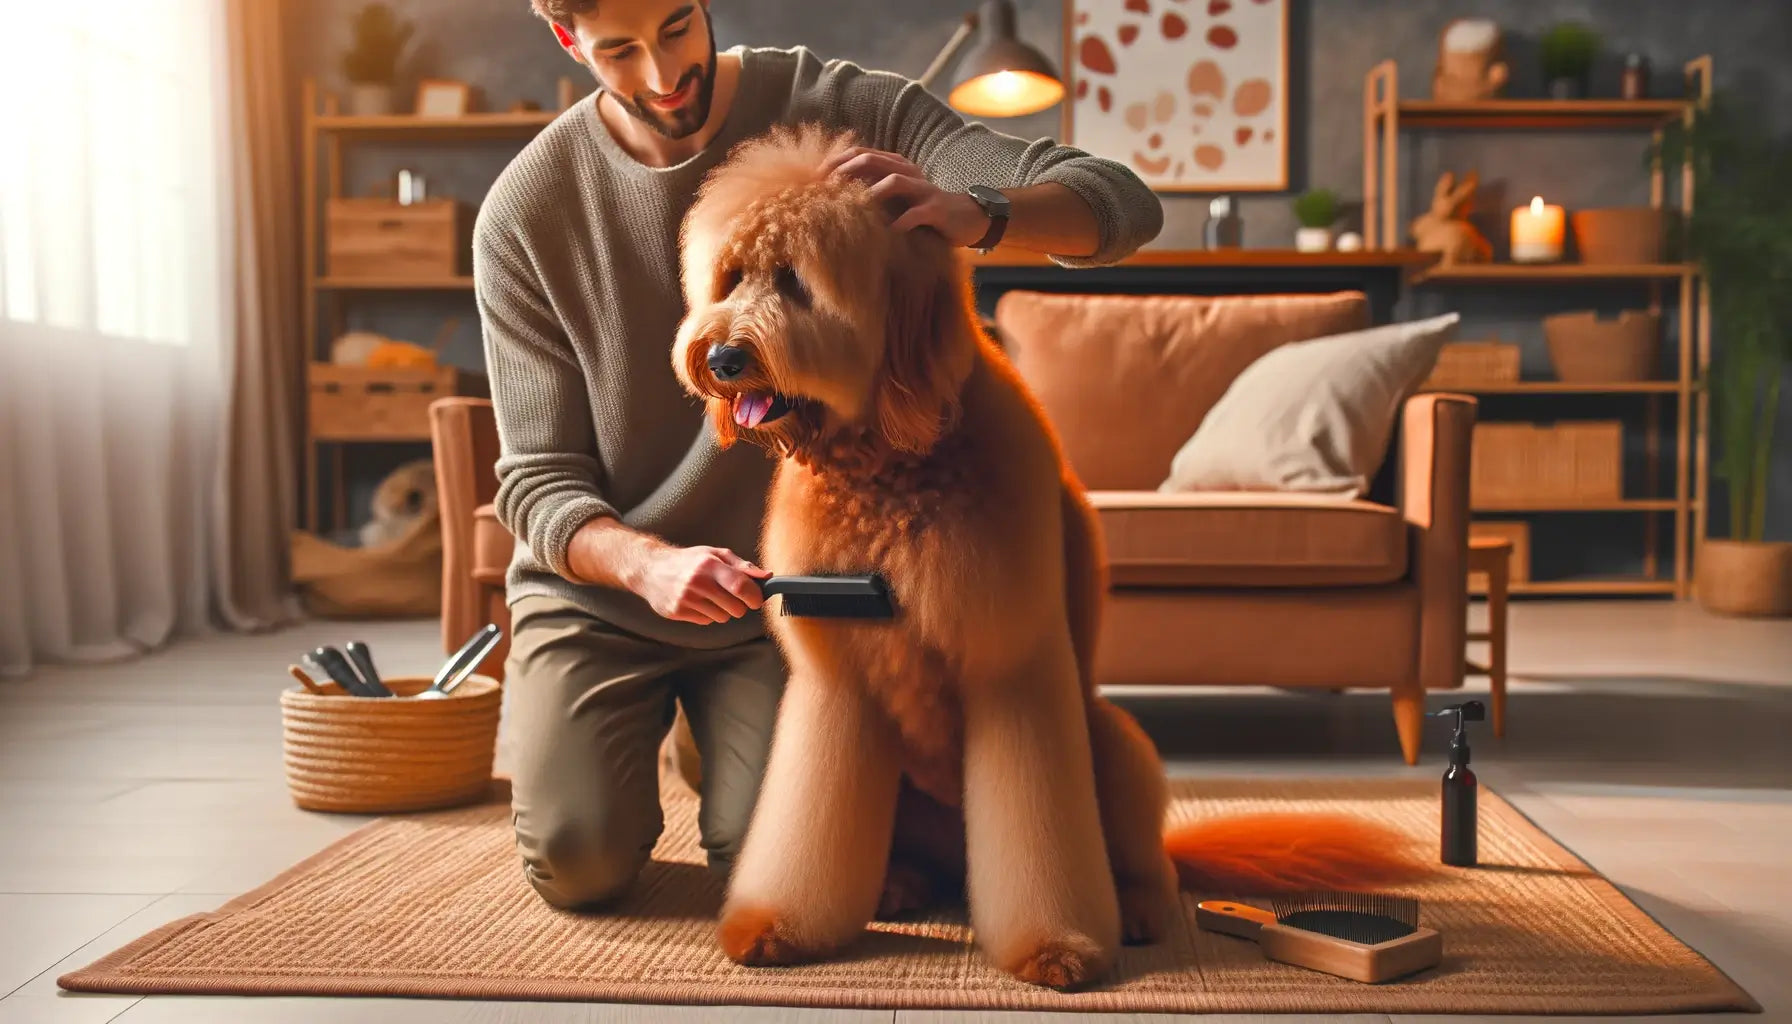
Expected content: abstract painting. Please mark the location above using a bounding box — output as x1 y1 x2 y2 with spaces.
1063 0 1288 191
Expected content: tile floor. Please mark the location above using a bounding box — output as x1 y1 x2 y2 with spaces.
2 600 1789 1023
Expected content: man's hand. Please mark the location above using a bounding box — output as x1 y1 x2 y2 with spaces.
824 146 992 247
633 545 771 626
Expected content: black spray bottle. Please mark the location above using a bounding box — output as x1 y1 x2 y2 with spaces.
1428 700 1485 866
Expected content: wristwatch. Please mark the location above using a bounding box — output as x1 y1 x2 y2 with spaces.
966 185 1011 253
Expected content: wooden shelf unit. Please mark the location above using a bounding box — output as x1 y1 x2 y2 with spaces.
1388 98 1692 130
1363 57 1713 599
300 77 575 531
1412 263 1695 284
967 248 1439 270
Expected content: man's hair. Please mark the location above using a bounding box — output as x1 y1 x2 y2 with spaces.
531 0 596 27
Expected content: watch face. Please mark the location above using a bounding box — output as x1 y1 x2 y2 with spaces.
969 184 1010 213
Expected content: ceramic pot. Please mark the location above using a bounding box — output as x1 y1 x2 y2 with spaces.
347 83 396 116
1295 227 1334 253
1696 539 1792 618
1543 310 1660 381
1571 207 1664 265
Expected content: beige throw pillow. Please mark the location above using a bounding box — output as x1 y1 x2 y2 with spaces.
1158 313 1460 497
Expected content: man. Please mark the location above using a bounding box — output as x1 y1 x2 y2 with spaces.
478 0 1163 910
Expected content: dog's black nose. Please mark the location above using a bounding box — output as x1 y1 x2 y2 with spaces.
706 343 750 380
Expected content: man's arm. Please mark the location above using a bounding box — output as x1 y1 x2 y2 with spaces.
814 60 1164 266
474 217 768 624
474 218 633 586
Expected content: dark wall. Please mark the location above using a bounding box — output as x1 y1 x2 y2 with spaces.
293 0 1792 547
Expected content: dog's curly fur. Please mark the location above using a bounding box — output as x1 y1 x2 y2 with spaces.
671 125 1180 990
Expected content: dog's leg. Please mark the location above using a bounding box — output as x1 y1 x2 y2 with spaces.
718 665 902 966
1087 697 1179 944
962 645 1120 990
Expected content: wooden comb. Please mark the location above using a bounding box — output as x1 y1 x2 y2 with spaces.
1196 891 1442 983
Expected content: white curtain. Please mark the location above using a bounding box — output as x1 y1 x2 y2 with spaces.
0 1 286 677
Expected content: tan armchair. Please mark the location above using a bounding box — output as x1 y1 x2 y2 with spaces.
992 290 1476 764
429 397 512 680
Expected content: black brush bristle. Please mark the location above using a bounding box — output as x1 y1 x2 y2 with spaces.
1270 891 1420 946
759 574 896 619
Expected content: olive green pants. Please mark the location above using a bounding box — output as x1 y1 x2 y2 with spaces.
502 594 786 909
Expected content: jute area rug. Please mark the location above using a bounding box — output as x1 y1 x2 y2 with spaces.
59 774 1759 1015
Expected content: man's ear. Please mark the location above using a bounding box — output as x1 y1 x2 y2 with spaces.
551 22 585 63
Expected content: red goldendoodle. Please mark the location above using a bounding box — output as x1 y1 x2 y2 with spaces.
670 125 1435 990
671 124 1175 989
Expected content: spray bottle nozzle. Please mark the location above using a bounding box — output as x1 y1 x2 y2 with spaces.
1428 700 1485 730
1428 701 1484 765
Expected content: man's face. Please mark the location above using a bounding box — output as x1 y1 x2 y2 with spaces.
556 0 718 140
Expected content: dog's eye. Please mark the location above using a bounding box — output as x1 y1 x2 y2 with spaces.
716 266 743 299
774 264 809 307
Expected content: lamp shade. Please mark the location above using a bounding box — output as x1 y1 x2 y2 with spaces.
946 0 1064 117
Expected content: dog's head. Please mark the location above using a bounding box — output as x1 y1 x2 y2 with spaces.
672 124 978 462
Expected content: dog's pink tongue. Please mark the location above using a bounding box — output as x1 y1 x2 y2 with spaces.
733 393 772 428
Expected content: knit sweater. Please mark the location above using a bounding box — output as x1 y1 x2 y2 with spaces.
473 44 1163 649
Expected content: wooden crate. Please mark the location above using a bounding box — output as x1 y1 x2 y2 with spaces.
326 198 467 279
1469 520 1531 593
308 364 488 442
1424 341 1521 390
1472 421 1623 506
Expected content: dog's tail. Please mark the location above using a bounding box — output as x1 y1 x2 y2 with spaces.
1162 812 1437 894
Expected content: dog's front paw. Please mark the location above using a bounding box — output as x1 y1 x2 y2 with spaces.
1003 932 1109 991
718 905 810 967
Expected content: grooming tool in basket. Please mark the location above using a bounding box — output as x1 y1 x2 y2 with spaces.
416 623 502 700
756 574 896 619
344 642 385 695
310 646 379 697
1196 891 1441 983
287 664 326 695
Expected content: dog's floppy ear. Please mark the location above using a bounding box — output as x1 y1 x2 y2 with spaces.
875 236 976 454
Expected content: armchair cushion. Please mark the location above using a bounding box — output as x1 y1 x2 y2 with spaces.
1090 490 1408 587
993 290 1371 490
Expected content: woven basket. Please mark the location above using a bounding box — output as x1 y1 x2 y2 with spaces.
1472 421 1623 506
1571 207 1664 265
281 674 501 814
1544 311 1660 382
1424 342 1522 390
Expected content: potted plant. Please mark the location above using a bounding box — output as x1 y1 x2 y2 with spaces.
1540 21 1598 99
1655 91 1792 616
1292 188 1341 252
342 3 413 115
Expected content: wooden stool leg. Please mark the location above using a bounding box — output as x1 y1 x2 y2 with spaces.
1489 560 1508 738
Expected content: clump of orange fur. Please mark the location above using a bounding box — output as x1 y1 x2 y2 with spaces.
1166 814 1437 895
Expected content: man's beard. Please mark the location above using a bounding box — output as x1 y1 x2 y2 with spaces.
614 26 718 140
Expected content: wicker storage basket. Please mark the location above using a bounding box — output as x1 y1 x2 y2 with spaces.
281 674 501 814
1423 342 1522 390
1472 421 1623 506
1543 311 1660 381
1570 207 1664 265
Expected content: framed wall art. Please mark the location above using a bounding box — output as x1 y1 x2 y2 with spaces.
1062 0 1289 192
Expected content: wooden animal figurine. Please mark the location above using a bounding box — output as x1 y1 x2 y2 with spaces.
1432 18 1508 103
1410 171 1492 266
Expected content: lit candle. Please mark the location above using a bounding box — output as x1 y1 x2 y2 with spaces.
1510 196 1565 263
